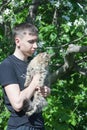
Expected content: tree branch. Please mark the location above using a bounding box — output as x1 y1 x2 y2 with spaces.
52 7 58 26
74 64 87 76
50 44 87 84
28 0 41 23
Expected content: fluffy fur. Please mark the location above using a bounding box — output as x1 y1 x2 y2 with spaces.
24 52 51 116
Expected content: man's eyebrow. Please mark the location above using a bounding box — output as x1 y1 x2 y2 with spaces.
27 39 38 43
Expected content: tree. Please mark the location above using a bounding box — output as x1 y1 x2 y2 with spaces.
0 0 87 130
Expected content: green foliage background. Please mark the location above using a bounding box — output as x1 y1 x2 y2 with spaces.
0 0 87 130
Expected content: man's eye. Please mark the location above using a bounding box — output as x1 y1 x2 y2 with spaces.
27 40 38 44
28 40 34 44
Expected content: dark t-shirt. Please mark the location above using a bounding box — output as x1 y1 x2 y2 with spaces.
0 55 44 129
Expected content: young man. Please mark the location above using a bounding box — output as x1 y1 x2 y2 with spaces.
0 23 50 130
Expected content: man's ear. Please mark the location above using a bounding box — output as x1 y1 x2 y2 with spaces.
15 37 20 48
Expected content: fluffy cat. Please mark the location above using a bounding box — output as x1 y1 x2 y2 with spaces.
24 52 51 116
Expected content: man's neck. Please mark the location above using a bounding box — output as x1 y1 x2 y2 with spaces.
13 49 27 62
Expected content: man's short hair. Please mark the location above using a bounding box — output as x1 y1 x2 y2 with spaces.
12 23 38 39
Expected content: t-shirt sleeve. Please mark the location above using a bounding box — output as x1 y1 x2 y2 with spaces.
0 60 18 87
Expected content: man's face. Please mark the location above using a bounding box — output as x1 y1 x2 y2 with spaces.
16 32 38 57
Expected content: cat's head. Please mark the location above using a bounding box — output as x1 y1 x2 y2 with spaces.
36 52 52 66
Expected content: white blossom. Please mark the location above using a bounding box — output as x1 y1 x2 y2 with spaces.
0 15 3 24
67 22 72 26
38 41 45 48
84 28 87 35
74 18 86 26
79 18 86 26
11 0 15 5
49 0 60 8
60 49 63 53
11 0 18 7
67 2 72 8
55 1 60 8
37 15 42 21
4 8 11 15
85 113 87 116
74 19 78 26
21 0 25 3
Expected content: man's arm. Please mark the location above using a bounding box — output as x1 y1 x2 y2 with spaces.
4 74 40 112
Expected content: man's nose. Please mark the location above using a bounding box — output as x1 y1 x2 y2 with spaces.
33 42 38 48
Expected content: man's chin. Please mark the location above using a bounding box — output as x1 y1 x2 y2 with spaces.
28 52 35 56
31 50 36 54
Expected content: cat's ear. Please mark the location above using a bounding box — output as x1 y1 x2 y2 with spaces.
42 52 47 58
42 52 55 59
